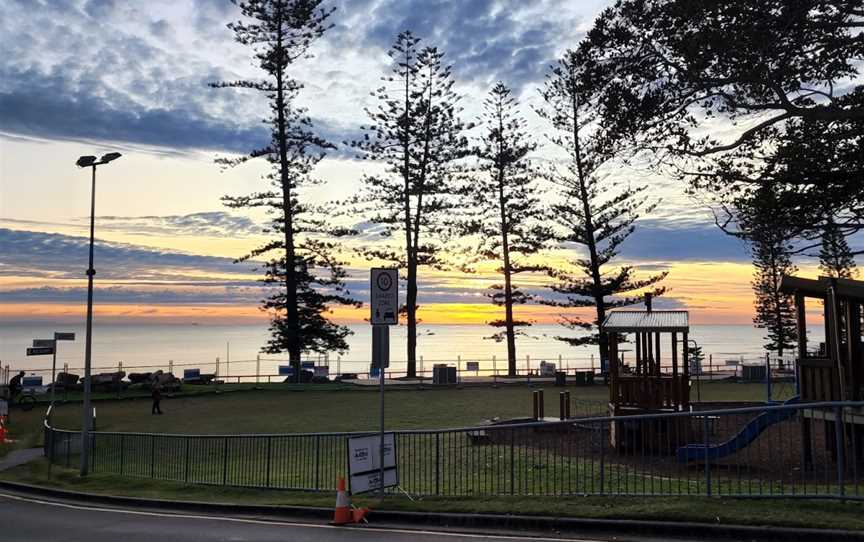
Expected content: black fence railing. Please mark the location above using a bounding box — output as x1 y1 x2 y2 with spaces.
44 401 864 499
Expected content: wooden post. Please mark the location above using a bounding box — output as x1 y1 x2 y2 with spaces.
847 301 862 401
795 293 807 363
635 333 641 376
672 332 679 408
609 332 619 407
655 332 661 376
683 331 690 407
828 284 847 400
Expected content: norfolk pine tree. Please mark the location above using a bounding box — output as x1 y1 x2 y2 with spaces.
350 32 469 377
537 50 667 366
820 216 858 279
463 82 549 377
213 0 358 381
744 189 799 361
751 231 799 360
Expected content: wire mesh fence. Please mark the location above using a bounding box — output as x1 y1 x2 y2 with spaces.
44 401 864 499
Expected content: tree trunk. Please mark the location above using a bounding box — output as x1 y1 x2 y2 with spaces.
276 54 301 383
497 158 517 376
402 55 417 379
569 88 609 367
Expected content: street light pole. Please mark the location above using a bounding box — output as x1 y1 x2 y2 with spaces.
80 164 97 476
76 152 121 476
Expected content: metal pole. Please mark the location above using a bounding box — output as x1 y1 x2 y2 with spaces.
80 164 97 476
50 339 57 411
379 333 386 498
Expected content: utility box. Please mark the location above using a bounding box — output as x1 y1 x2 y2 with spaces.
741 364 767 382
539 361 556 377
573 371 594 386
554 371 566 387
433 364 457 385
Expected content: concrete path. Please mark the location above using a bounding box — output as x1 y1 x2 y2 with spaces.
0 447 42 472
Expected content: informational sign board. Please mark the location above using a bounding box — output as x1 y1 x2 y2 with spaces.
466 361 480 372
26 347 54 356
32 339 55 348
55 332 76 341
370 268 398 325
347 432 398 494
350 468 399 495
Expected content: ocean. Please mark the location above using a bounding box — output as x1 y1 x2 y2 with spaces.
0 322 816 382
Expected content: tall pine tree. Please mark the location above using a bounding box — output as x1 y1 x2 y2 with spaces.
820 216 858 279
537 50 667 365
751 232 799 359
745 188 799 360
213 0 358 381
350 31 469 377
462 82 549 377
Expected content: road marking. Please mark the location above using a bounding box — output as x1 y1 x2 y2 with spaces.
0 492 598 541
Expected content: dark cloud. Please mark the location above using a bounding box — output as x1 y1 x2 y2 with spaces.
93 211 263 238
0 66 264 153
1 0 588 152
1 285 267 305
333 0 579 92
0 228 255 281
620 220 750 263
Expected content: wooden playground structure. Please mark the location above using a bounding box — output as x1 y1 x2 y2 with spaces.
781 275 864 465
601 294 691 450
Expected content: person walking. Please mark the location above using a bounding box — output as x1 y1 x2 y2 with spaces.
8 371 25 406
151 382 163 415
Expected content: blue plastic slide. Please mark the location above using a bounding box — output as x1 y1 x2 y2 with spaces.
676 396 800 463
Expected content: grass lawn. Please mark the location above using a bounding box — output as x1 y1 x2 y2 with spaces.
1 381 788 458
3 458 863 532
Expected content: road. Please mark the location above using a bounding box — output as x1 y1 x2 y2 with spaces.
0 492 682 542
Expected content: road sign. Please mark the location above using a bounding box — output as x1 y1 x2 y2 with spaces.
347 433 398 494
370 268 398 325
27 347 54 356
32 339 55 348
55 332 76 341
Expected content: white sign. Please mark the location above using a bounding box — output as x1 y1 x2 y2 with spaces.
370 268 398 325
348 433 396 473
347 433 398 494
350 468 398 495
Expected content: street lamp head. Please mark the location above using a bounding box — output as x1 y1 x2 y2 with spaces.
76 155 97 167
100 152 122 163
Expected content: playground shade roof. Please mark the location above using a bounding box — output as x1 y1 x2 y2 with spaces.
601 310 689 333
780 275 864 300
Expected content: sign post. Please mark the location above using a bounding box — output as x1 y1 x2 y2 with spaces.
370 268 398 497
51 333 75 410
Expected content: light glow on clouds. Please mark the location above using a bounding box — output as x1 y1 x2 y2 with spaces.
0 0 848 327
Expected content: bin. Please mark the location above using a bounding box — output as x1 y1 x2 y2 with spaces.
554 371 566 387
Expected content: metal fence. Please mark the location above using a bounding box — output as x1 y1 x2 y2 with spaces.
44 401 864 499
9 351 796 396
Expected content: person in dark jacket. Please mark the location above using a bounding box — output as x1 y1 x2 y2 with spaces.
9 371 25 405
151 382 163 415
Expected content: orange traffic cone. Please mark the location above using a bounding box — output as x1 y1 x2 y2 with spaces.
332 477 352 525
351 506 370 523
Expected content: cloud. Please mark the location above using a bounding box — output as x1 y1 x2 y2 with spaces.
1 211 264 239
1 284 267 305
0 0 601 153
621 220 751 263
0 227 256 281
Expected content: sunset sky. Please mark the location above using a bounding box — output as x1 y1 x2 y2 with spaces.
0 0 838 328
